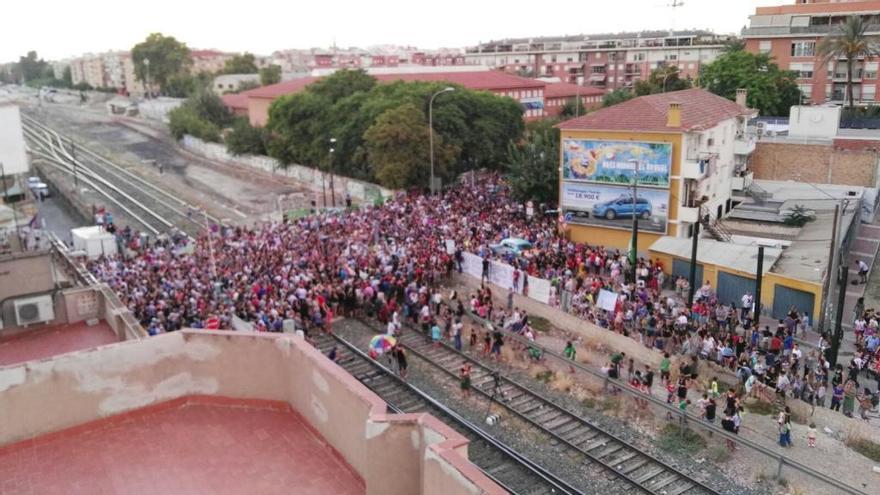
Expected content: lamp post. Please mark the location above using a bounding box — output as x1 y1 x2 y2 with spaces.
428 87 454 195
143 58 151 98
329 138 337 208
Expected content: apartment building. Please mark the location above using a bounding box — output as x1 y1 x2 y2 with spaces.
268 47 469 73
465 31 733 91
190 50 235 74
742 0 880 105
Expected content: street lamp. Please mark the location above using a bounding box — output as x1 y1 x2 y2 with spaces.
329 138 337 208
428 87 455 195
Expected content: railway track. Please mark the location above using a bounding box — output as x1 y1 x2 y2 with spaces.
310 325 581 495
20 114 217 238
355 317 721 495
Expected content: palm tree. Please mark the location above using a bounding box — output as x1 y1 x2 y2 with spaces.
817 15 880 109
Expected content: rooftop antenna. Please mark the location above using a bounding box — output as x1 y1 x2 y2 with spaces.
668 0 684 35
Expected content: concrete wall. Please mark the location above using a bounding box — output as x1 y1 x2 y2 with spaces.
751 141 880 188
0 251 55 303
181 135 395 204
0 330 501 495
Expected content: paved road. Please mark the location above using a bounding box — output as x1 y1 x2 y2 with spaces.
35 194 87 243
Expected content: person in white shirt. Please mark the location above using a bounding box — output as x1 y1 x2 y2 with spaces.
741 292 753 320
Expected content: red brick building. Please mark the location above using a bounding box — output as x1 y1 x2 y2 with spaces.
543 83 605 117
238 70 551 126
742 0 880 105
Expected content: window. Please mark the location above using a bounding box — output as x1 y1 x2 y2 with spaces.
596 53 602 59
789 62 814 79
688 63 695 70
633 53 645 62
759 40 772 54
665 54 678 61
864 62 878 80
798 84 813 98
863 85 876 102
791 41 815 57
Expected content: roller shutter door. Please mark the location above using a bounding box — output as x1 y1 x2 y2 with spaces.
716 272 756 309
672 258 704 286
772 285 815 321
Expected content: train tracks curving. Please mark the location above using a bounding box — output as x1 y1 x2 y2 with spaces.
311 324 581 495
355 317 721 495
20 114 218 238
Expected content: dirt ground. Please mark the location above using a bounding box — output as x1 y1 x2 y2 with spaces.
23 101 315 225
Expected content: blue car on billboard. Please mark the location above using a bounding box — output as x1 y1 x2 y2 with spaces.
592 195 652 220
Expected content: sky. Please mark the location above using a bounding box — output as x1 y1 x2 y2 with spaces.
3 0 784 62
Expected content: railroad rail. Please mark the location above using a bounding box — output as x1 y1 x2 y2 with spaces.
355 317 720 495
20 114 218 238
310 325 580 495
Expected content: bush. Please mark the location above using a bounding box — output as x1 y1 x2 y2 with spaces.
657 423 706 455
225 119 269 156
168 105 221 142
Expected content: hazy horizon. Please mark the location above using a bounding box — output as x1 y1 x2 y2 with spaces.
3 0 782 62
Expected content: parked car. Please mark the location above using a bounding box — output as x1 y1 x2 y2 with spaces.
27 177 50 198
489 237 533 257
592 195 651 220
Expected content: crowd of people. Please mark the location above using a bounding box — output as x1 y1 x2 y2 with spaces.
88 173 880 424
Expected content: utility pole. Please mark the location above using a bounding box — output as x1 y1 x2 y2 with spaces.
329 138 336 208
755 246 765 319
830 266 848 368
630 159 640 284
687 216 700 307
823 203 841 331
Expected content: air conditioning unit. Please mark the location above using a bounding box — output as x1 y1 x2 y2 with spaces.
756 122 766 137
14 295 55 326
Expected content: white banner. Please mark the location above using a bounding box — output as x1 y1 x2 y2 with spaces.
597 289 619 312
527 276 551 304
489 260 515 289
461 252 484 280
445 239 456 255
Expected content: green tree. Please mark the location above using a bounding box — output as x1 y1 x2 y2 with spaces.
817 15 880 109
17 51 51 82
223 53 258 74
168 106 221 141
634 65 692 96
506 119 560 204
309 69 377 102
131 33 191 92
700 50 801 116
259 64 282 86
603 88 634 107
166 89 233 141
560 97 587 119
226 119 270 155
364 103 458 190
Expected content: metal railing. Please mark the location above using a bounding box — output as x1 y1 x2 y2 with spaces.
451 305 869 495
699 206 733 242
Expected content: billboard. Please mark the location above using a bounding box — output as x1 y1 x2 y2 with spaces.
561 181 668 233
0 104 29 175
562 139 672 188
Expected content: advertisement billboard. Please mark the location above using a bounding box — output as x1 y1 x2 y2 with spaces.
561 181 669 234
562 139 672 188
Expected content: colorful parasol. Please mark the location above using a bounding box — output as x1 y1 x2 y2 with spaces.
369 334 397 355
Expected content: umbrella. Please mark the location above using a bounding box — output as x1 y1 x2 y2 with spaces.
369 334 397 355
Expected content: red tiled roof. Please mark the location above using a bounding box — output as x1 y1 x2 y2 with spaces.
557 88 753 133
221 93 249 110
247 77 321 99
245 71 544 100
543 82 605 99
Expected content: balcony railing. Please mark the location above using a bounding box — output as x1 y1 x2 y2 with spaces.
743 23 880 37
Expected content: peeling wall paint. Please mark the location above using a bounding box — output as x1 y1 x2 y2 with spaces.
365 420 390 440
424 446 481 495
310 393 329 424
0 366 26 393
